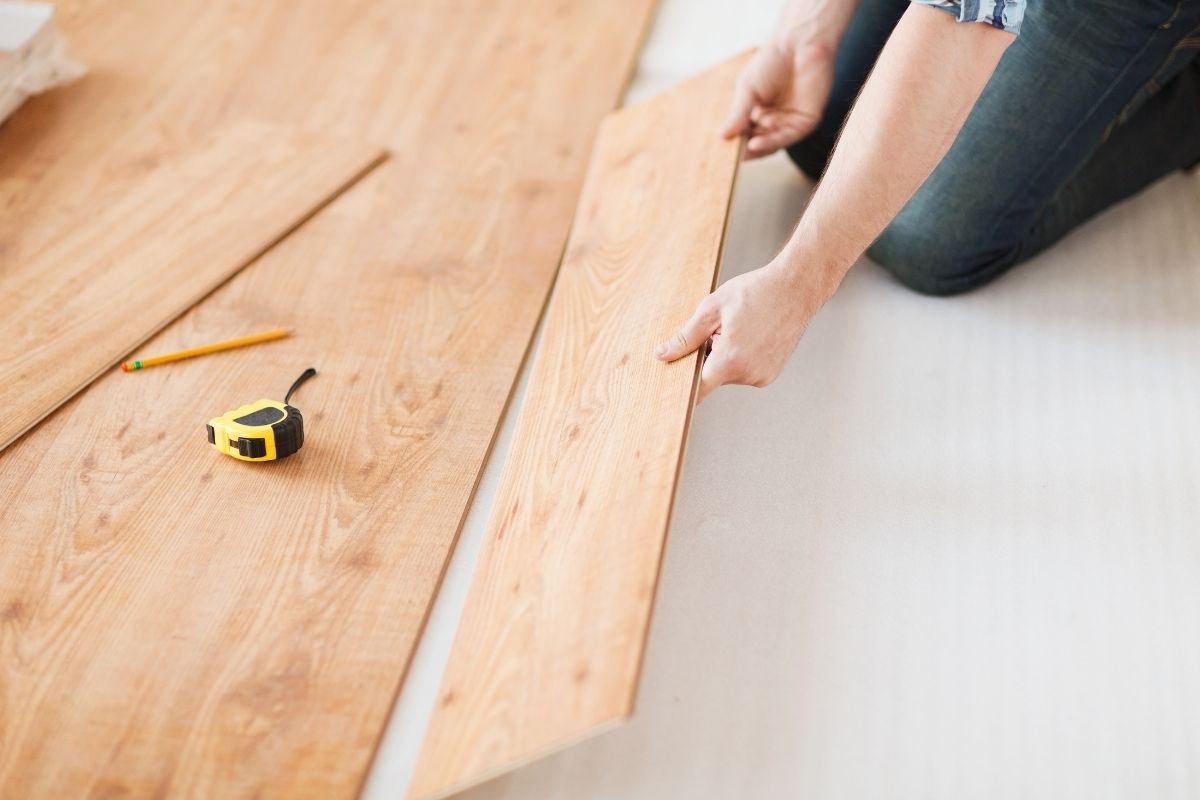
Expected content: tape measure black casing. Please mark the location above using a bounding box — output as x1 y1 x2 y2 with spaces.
269 404 304 457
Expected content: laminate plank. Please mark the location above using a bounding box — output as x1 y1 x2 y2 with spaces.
0 1 657 796
0 121 383 452
408 53 746 800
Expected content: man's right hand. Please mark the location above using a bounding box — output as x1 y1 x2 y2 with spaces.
722 37 836 159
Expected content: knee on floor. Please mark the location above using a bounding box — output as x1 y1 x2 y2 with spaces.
867 215 1023 297
787 137 831 183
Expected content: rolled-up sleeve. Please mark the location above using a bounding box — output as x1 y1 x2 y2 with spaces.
912 0 1025 34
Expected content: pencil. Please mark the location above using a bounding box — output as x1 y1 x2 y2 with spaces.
121 328 290 372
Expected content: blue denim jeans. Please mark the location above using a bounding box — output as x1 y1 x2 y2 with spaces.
788 0 1200 295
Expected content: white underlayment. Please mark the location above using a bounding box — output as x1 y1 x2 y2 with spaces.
365 1 1200 797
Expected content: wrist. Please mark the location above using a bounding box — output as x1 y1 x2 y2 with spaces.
775 0 856 55
769 30 837 65
769 240 849 311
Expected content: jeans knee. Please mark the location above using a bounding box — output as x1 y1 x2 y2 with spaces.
786 130 837 182
868 217 1022 297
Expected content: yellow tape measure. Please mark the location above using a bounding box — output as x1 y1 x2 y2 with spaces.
206 368 316 462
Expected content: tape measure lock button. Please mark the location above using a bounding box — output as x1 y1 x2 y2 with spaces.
206 368 315 463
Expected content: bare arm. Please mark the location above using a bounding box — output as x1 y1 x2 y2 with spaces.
657 5 1014 401
781 5 1011 292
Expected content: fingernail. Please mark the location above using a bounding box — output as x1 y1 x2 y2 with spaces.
654 343 668 357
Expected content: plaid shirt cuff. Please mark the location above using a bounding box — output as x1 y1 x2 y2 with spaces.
912 0 1025 34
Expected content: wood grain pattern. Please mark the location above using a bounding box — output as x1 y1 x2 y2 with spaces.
0 121 383 452
408 53 747 800
0 0 656 796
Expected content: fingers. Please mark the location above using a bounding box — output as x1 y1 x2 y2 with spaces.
655 299 719 362
745 129 802 159
697 360 719 404
721 79 756 139
744 108 819 159
734 41 832 158
696 339 731 404
697 337 776 404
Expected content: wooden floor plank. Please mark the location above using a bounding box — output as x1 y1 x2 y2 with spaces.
0 1 656 796
0 121 383 452
408 53 747 800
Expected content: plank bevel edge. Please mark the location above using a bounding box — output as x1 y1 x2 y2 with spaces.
0 120 386 453
407 51 750 800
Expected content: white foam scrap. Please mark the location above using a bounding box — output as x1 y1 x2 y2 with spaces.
0 1 85 124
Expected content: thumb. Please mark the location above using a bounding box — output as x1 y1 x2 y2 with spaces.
655 300 719 362
721 80 755 139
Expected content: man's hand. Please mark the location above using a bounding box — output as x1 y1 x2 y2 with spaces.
722 40 835 159
655 260 833 403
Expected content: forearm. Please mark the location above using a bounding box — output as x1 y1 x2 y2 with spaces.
776 5 1013 300
776 0 860 53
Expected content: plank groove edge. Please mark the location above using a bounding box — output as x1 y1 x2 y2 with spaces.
407 51 750 800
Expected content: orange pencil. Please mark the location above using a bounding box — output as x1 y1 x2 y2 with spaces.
121 328 289 372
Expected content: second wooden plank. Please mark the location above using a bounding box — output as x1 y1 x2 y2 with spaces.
409 53 747 800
